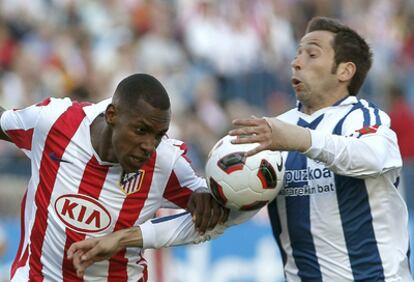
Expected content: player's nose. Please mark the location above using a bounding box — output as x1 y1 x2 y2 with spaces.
291 56 302 71
140 135 157 157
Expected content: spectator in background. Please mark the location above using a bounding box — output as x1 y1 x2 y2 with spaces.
388 84 414 214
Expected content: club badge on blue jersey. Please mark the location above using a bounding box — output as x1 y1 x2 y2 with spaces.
119 170 145 195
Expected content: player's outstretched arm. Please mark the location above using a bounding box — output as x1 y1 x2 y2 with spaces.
229 116 311 156
230 115 401 177
67 192 228 277
67 227 143 277
0 107 12 142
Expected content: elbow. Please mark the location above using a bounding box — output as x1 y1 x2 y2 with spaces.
348 152 401 176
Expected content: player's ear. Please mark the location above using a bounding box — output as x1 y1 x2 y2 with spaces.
337 62 356 83
105 104 117 125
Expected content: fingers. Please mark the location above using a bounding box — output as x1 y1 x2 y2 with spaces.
75 256 95 278
79 243 101 262
245 144 269 157
188 193 230 235
71 249 87 277
230 133 261 144
221 208 230 223
67 240 95 259
228 127 260 138
68 239 99 278
191 195 205 232
206 198 223 230
231 117 261 127
197 198 211 234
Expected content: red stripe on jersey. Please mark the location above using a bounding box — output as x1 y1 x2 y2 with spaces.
107 154 157 282
62 156 109 282
137 257 147 282
173 143 192 164
163 171 193 208
6 128 34 150
36 97 52 106
10 191 28 278
138 266 148 282
28 103 87 281
11 246 29 279
356 124 379 136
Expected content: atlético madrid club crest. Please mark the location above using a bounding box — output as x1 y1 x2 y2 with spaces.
119 170 145 195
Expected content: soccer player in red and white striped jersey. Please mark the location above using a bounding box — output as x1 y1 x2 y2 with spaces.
0 74 241 282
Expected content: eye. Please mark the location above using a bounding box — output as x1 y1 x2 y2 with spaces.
136 127 146 134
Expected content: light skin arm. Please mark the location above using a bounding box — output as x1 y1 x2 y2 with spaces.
67 227 142 277
0 107 12 142
228 116 311 156
67 192 227 278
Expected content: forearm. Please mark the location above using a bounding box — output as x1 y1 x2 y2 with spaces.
140 209 257 249
116 227 143 249
264 117 311 152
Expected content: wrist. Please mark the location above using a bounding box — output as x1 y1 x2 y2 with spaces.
118 227 143 249
265 117 311 152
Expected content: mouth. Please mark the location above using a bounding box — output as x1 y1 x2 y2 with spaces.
124 155 148 171
130 155 147 164
291 77 303 89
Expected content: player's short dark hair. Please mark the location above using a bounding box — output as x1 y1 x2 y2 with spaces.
113 73 170 111
306 17 373 96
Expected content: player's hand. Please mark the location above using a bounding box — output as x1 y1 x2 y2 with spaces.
67 232 124 277
187 192 229 235
228 116 274 156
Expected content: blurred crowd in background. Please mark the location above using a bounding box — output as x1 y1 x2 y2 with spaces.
0 0 413 276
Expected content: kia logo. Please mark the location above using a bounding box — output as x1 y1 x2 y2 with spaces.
54 194 112 233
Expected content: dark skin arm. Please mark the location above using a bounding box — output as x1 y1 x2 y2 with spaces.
0 107 12 142
187 191 229 234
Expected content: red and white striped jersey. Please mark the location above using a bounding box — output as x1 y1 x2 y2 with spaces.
1 97 207 282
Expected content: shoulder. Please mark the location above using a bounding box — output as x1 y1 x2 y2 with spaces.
158 138 188 156
346 99 390 126
342 99 391 135
156 137 191 166
274 108 298 123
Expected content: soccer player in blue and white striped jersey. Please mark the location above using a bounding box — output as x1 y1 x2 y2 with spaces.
230 17 412 282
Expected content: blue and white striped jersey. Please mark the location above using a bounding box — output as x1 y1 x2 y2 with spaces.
269 96 412 281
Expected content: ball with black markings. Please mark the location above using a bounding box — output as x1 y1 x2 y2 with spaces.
205 135 285 211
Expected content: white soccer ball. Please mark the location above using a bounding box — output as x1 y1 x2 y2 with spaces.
205 135 285 211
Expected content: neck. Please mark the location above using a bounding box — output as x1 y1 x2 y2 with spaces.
301 89 349 115
90 115 115 162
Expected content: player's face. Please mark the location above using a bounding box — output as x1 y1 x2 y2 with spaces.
291 31 339 106
108 99 170 173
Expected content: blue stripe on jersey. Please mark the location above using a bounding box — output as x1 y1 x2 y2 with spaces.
284 115 324 281
361 104 371 127
368 102 382 125
268 200 287 265
333 102 363 135
333 111 385 281
333 101 381 136
151 211 190 223
334 175 385 281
